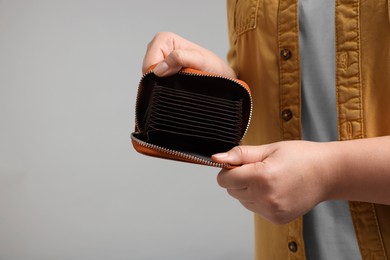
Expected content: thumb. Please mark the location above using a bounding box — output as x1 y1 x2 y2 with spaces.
212 145 268 166
153 49 207 77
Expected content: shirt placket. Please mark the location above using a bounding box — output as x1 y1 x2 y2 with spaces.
336 0 387 259
278 0 302 141
278 0 305 259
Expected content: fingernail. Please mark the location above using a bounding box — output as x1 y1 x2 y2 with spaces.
153 61 168 76
213 152 229 158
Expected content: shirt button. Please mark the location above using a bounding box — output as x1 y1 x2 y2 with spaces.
288 241 298 253
280 48 292 60
281 109 293 121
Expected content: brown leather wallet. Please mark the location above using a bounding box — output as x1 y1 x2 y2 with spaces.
131 66 252 168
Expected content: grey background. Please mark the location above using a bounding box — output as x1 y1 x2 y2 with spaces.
0 1 254 260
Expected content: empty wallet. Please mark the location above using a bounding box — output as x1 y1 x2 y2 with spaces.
131 66 252 168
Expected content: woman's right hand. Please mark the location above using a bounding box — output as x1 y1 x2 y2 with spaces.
142 32 236 78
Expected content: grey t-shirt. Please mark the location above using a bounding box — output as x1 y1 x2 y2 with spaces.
298 0 362 259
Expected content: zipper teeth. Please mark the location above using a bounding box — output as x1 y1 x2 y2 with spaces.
134 70 154 132
131 134 228 168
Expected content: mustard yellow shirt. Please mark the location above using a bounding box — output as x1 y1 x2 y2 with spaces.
226 0 390 259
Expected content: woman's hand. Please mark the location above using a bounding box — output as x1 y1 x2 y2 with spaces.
142 32 236 78
212 141 337 224
213 136 390 224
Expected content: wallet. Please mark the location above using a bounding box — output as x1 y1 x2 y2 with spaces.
131 66 252 168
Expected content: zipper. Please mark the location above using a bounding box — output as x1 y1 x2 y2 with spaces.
134 69 154 133
132 67 253 168
131 134 230 168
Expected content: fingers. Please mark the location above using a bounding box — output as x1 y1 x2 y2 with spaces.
142 32 174 74
240 201 256 212
212 145 269 166
142 32 206 76
227 188 254 202
152 49 207 77
142 32 237 78
215 146 270 209
216 145 269 190
217 166 251 189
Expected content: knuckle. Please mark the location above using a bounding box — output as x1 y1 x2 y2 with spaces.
146 33 159 49
269 214 290 225
169 49 185 64
231 146 246 160
216 173 225 188
235 146 246 157
263 197 291 224
240 201 255 212
154 31 174 40
147 32 175 49
252 161 265 174
226 188 236 197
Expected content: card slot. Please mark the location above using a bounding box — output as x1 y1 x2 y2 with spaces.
148 117 242 143
149 117 242 140
159 94 240 116
154 96 241 120
150 101 243 131
145 129 237 157
158 90 241 111
148 116 242 142
160 88 237 106
151 104 242 128
154 112 241 134
155 85 241 108
151 112 242 134
153 85 241 111
159 92 237 112
157 84 235 104
155 94 240 114
156 86 241 110
148 122 240 144
148 125 239 144
153 103 241 124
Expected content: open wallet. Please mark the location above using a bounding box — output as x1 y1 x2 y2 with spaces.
131 66 252 169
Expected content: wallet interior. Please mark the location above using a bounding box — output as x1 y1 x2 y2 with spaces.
134 72 251 158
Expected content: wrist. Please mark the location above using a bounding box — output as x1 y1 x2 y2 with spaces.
318 141 346 201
